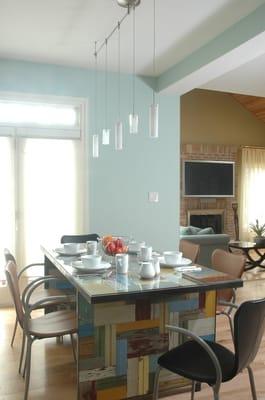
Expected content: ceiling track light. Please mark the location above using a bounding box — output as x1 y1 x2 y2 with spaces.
102 38 110 145
117 0 140 8
92 41 99 158
115 22 123 151
92 0 159 156
129 3 139 134
149 0 159 138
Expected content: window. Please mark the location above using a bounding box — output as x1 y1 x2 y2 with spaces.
240 147 265 240
0 95 86 297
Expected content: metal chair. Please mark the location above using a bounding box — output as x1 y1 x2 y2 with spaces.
60 233 99 243
211 249 245 336
179 239 200 263
4 248 74 348
153 298 265 400
5 260 77 400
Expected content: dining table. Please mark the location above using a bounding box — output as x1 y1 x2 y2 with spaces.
41 244 243 400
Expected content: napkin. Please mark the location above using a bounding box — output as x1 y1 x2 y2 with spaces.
175 266 202 272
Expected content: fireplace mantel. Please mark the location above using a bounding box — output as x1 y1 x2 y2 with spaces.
187 209 225 218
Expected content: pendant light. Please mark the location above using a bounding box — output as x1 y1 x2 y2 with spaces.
102 39 110 145
149 0 159 138
92 41 99 158
128 4 139 134
115 22 123 150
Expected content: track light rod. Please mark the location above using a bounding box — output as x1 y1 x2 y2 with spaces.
95 0 141 57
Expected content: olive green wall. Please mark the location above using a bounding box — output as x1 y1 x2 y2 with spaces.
181 89 265 145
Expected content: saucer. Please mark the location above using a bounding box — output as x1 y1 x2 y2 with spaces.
54 247 86 257
160 257 192 268
71 260 111 273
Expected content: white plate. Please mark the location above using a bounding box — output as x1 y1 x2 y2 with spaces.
71 260 111 272
54 247 86 257
160 257 192 268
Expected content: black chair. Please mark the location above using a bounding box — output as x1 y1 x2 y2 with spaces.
153 298 265 400
60 233 99 244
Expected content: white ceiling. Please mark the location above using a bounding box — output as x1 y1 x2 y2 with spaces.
201 53 265 97
0 0 264 95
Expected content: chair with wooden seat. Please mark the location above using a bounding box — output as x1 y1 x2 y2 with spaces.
5 260 77 400
4 248 74 348
60 233 99 244
211 249 245 335
179 239 200 263
153 298 265 400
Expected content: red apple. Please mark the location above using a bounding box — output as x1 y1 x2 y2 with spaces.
106 241 116 254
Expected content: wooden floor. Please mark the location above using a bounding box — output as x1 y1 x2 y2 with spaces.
1 271 265 400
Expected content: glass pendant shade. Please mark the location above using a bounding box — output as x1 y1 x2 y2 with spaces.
129 113 139 134
149 103 159 138
92 134 99 158
115 121 123 150
102 128 110 145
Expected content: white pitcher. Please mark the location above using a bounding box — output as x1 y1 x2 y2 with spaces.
140 260 156 279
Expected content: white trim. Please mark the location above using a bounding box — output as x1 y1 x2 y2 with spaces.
82 98 90 230
0 126 15 136
0 91 86 106
0 91 88 139
16 127 80 139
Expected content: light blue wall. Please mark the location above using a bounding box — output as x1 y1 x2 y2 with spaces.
0 59 180 251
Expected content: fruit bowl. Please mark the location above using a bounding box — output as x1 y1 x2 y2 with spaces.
102 235 128 256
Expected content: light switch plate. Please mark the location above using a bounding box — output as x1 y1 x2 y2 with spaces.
148 192 159 202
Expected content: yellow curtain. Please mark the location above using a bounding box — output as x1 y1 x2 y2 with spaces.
239 147 265 241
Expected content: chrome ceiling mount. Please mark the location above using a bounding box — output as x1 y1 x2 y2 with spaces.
117 0 141 8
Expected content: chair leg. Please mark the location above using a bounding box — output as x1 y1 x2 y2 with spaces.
213 389 219 400
220 311 234 340
70 334 76 363
227 313 234 339
247 366 257 400
191 381 196 400
152 366 161 400
24 337 34 400
11 317 18 347
19 331 26 374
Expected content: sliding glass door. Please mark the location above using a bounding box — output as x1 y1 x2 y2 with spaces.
0 96 86 302
0 136 16 288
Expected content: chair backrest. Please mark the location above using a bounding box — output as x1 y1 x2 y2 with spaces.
5 261 24 327
211 249 245 302
179 239 200 263
4 248 17 263
60 233 99 244
234 298 265 373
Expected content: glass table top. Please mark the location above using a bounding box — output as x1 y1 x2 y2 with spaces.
41 245 243 303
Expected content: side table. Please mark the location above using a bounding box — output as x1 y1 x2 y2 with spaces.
229 241 265 270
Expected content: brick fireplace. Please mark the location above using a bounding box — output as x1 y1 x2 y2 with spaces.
188 209 225 234
180 144 239 238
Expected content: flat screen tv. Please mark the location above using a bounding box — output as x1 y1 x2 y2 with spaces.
183 160 235 197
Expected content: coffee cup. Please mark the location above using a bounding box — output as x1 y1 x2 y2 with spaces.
86 240 98 255
81 254 102 268
63 243 79 253
163 251 183 265
115 253 129 274
139 245 152 261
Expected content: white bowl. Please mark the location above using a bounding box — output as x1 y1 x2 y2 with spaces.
81 255 102 268
163 251 182 265
63 243 80 253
